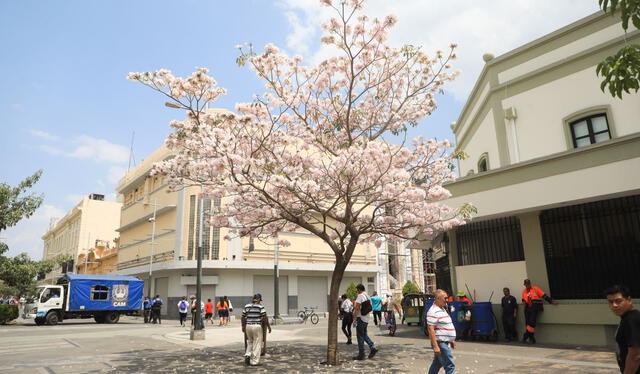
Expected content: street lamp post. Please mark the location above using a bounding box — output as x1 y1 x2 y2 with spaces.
190 185 206 340
273 235 279 324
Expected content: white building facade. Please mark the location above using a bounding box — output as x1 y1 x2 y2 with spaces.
441 10 639 347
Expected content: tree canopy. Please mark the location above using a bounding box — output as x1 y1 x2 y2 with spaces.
596 0 640 98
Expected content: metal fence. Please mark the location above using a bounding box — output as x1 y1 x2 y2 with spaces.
540 194 640 299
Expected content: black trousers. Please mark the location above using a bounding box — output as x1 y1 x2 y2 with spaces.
341 313 353 340
502 312 516 339
179 312 187 326
373 311 382 325
524 304 541 333
143 309 151 323
152 308 161 324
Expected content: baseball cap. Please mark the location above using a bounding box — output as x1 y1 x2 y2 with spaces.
253 293 262 300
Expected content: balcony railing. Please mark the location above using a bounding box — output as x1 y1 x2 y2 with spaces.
117 250 175 270
242 248 376 265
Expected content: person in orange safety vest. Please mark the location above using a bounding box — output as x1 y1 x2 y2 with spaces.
456 291 472 305
521 279 558 344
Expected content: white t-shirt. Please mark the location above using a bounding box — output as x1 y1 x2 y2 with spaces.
177 300 189 313
355 292 370 323
341 298 353 313
426 304 456 342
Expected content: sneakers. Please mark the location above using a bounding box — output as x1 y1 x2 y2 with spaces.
352 355 365 361
368 347 378 359
346 339 352 345
244 356 250 365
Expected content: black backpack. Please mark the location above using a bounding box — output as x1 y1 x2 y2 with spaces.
360 297 372 315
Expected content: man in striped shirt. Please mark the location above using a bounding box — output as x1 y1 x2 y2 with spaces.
426 289 457 374
242 294 271 366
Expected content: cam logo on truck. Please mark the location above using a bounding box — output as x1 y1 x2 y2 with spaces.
112 284 129 307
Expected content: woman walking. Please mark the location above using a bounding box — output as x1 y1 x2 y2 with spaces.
217 297 229 326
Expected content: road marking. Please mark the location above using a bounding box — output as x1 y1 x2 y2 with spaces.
455 350 618 369
0 340 75 354
62 338 80 347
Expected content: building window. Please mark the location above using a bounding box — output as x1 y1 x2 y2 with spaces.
91 285 109 300
541 194 640 299
569 113 611 148
456 216 524 266
477 153 489 173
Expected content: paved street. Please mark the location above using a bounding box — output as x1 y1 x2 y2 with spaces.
1 316 619 373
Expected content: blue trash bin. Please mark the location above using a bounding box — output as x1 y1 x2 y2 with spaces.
449 301 470 339
471 302 497 340
422 297 435 336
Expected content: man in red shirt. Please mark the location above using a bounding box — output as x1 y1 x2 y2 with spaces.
521 279 558 344
205 298 214 325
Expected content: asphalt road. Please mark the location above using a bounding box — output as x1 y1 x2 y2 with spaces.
0 317 620 373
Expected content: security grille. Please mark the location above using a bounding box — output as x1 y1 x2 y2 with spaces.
456 216 524 266
541 194 640 299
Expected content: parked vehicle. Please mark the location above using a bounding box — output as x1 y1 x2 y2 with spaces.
298 306 319 324
401 293 430 326
25 274 143 326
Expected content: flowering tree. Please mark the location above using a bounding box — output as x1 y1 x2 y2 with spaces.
129 0 472 365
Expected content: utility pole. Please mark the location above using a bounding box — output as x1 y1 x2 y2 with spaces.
149 199 157 277
191 188 205 340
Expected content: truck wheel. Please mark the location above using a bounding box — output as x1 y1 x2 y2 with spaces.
46 312 60 326
35 317 45 326
94 314 105 323
104 311 120 324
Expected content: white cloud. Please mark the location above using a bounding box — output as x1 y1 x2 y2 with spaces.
107 166 127 184
29 129 59 141
68 135 129 164
277 0 600 101
1 204 66 260
37 144 65 156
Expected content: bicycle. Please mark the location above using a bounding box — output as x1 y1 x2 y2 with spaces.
297 306 320 324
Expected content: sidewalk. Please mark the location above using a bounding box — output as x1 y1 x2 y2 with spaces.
154 319 618 373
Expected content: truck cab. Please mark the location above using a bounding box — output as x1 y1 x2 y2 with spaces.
29 285 65 325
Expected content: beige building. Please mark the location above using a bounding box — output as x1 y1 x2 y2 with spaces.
441 10 639 347
41 194 121 284
114 143 379 318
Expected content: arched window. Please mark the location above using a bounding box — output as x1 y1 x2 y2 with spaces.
477 153 489 173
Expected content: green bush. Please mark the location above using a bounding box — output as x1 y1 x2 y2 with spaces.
345 282 358 300
0 304 18 324
402 281 421 296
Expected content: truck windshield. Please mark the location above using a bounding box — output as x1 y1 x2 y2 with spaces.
40 287 60 303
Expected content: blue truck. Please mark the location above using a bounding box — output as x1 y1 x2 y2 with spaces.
26 274 144 326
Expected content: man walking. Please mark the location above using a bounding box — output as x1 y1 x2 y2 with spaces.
177 296 189 327
521 279 557 344
371 291 383 326
426 289 457 374
242 294 270 366
151 294 163 324
143 296 152 323
605 285 640 373
352 284 377 360
340 294 353 344
205 298 214 325
501 287 518 341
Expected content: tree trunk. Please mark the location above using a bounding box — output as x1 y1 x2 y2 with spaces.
326 259 347 365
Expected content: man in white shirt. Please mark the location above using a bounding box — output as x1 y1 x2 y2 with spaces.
426 289 457 374
352 284 377 360
340 294 353 344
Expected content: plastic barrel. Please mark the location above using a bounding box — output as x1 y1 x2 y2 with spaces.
471 302 495 336
448 301 470 338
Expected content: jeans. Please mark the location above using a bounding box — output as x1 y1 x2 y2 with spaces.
356 319 375 356
428 341 456 374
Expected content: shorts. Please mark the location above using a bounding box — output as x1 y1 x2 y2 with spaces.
218 309 229 317
205 313 213 319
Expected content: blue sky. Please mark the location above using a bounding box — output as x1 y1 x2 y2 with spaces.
0 0 599 259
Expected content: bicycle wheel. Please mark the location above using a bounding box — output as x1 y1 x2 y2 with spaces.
297 311 306 320
310 313 319 324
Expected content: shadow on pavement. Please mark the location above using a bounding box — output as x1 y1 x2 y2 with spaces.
85 343 428 374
